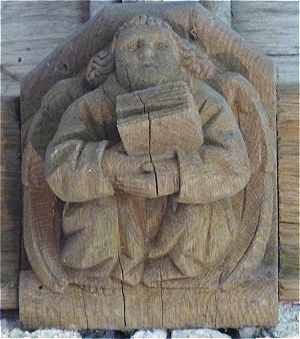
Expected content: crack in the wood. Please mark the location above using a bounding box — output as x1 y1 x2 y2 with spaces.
136 94 159 196
81 290 89 330
214 292 219 328
241 186 247 221
205 206 213 258
118 253 127 328
159 267 164 328
148 113 159 196
266 53 298 57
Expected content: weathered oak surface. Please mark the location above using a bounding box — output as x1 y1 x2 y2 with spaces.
19 2 278 328
0 96 21 309
1 0 296 313
232 1 298 89
1 1 85 96
20 270 277 330
232 0 299 302
278 86 299 302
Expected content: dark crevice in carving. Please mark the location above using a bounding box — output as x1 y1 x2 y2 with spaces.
214 293 218 328
202 106 222 131
118 254 127 328
159 267 164 328
74 143 86 171
125 67 132 92
199 98 208 115
241 187 247 222
205 206 213 258
136 94 159 197
148 112 159 197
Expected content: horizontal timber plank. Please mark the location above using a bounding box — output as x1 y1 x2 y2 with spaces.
1 1 86 96
232 1 299 88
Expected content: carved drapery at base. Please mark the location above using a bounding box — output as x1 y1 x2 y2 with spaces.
20 3 278 329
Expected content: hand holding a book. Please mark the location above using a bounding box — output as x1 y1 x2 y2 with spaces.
114 156 180 198
142 157 180 197
102 143 157 197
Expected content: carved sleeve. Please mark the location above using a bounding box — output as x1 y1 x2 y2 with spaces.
45 88 115 202
176 96 251 204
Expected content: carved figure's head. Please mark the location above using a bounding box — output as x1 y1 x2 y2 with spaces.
86 15 217 90
113 15 183 90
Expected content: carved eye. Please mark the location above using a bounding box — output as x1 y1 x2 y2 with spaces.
127 40 139 51
156 41 169 50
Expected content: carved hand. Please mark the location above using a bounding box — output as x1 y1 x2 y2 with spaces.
102 143 157 197
142 157 180 197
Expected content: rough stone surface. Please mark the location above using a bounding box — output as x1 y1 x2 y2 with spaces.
239 327 259 338
131 329 167 338
172 329 231 338
266 304 300 338
0 317 81 338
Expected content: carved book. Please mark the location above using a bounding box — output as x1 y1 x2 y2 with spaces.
20 3 278 330
116 81 203 156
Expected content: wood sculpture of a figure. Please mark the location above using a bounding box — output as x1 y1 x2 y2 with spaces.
44 15 251 288
21 8 276 329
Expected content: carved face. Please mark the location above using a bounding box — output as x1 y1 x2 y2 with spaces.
114 26 184 90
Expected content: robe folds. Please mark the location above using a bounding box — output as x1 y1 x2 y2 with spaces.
45 74 251 287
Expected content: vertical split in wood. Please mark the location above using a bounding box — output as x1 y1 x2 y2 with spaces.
159 266 164 328
81 290 89 329
118 254 127 327
136 93 159 196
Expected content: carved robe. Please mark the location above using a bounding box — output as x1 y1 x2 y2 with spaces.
45 73 251 287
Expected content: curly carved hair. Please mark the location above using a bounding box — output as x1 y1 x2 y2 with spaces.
86 15 217 88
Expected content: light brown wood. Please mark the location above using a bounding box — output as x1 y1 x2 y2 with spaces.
232 1 299 302
0 96 21 310
20 3 278 329
278 86 300 302
20 270 278 330
116 81 203 157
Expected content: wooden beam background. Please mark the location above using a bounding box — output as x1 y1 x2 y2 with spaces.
0 0 298 309
232 1 299 303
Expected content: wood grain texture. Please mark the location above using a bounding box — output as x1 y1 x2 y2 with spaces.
1 1 85 97
92 1 232 25
232 1 299 303
278 86 299 302
20 3 277 328
0 96 21 310
90 0 121 18
20 270 277 330
232 1 299 89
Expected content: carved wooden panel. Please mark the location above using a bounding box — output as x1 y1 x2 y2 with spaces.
232 0 299 302
0 96 21 309
20 3 278 329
